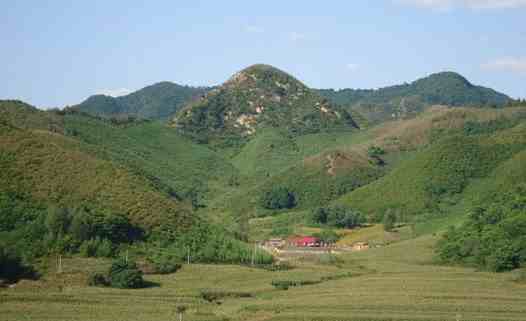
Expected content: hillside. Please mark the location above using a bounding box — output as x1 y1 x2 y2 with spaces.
337 108 526 225
75 82 209 121
0 100 193 229
318 72 511 123
62 112 239 205
172 64 358 145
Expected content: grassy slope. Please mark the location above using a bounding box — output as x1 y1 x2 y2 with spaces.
63 113 238 201
337 116 526 228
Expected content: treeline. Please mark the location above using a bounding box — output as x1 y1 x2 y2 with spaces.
309 205 365 229
0 193 273 282
437 184 526 272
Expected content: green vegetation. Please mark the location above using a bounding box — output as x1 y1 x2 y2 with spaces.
74 82 209 121
260 186 296 210
173 64 357 146
339 116 526 222
309 204 365 229
108 258 145 289
318 71 511 123
436 172 526 271
0 246 37 283
2 64 526 320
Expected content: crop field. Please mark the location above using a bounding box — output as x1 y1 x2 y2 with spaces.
2 235 526 321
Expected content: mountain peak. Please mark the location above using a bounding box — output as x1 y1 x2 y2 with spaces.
172 65 357 144
420 71 472 87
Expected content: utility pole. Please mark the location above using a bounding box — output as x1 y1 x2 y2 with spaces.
187 246 190 265
57 254 63 274
125 249 129 264
251 242 257 266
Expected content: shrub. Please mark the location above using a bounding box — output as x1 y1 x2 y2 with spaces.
271 280 290 290
200 290 252 302
95 239 114 258
367 145 385 157
108 258 144 289
317 253 343 265
79 238 114 258
87 272 109 287
383 210 397 231
314 229 341 244
147 253 182 274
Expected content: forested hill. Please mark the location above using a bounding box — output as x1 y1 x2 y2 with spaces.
74 82 210 121
317 72 511 123
172 64 358 145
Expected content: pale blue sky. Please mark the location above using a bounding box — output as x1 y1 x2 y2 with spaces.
1 0 525 108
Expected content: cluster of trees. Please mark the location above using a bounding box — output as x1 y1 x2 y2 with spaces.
89 258 145 289
0 195 143 267
309 205 366 229
437 184 526 272
0 246 37 283
260 186 297 210
151 221 274 265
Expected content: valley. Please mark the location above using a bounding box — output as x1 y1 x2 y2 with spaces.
1 65 526 321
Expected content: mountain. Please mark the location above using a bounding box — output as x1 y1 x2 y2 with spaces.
75 82 210 121
171 64 358 145
318 72 511 123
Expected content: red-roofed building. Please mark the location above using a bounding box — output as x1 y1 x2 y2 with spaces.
287 236 320 247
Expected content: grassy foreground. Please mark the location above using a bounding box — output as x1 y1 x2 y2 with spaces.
2 236 526 321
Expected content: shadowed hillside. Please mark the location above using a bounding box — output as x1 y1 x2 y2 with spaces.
75 82 210 121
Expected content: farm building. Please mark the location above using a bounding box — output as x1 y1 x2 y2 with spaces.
352 242 369 251
265 238 285 248
287 236 321 247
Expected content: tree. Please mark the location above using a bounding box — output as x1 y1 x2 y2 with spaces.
176 306 187 321
108 258 144 289
383 210 397 231
310 205 365 229
45 207 71 240
260 186 296 210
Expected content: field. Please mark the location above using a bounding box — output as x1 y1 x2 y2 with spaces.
2 235 526 321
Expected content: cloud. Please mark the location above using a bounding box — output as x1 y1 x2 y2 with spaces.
244 25 264 34
482 57 526 74
396 0 526 10
97 88 132 97
346 63 360 71
288 31 308 42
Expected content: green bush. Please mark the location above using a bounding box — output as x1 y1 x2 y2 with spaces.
95 239 114 258
87 272 109 287
200 290 252 302
383 210 397 231
108 259 144 289
147 253 182 274
314 229 341 244
79 238 114 258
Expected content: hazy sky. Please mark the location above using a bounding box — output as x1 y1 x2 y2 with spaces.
1 0 525 108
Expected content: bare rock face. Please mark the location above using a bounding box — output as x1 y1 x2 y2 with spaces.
172 64 358 144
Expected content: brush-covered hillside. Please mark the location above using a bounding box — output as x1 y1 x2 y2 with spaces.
318 72 511 123
172 64 358 145
336 107 526 226
75 82 210 121
0 100 193 230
